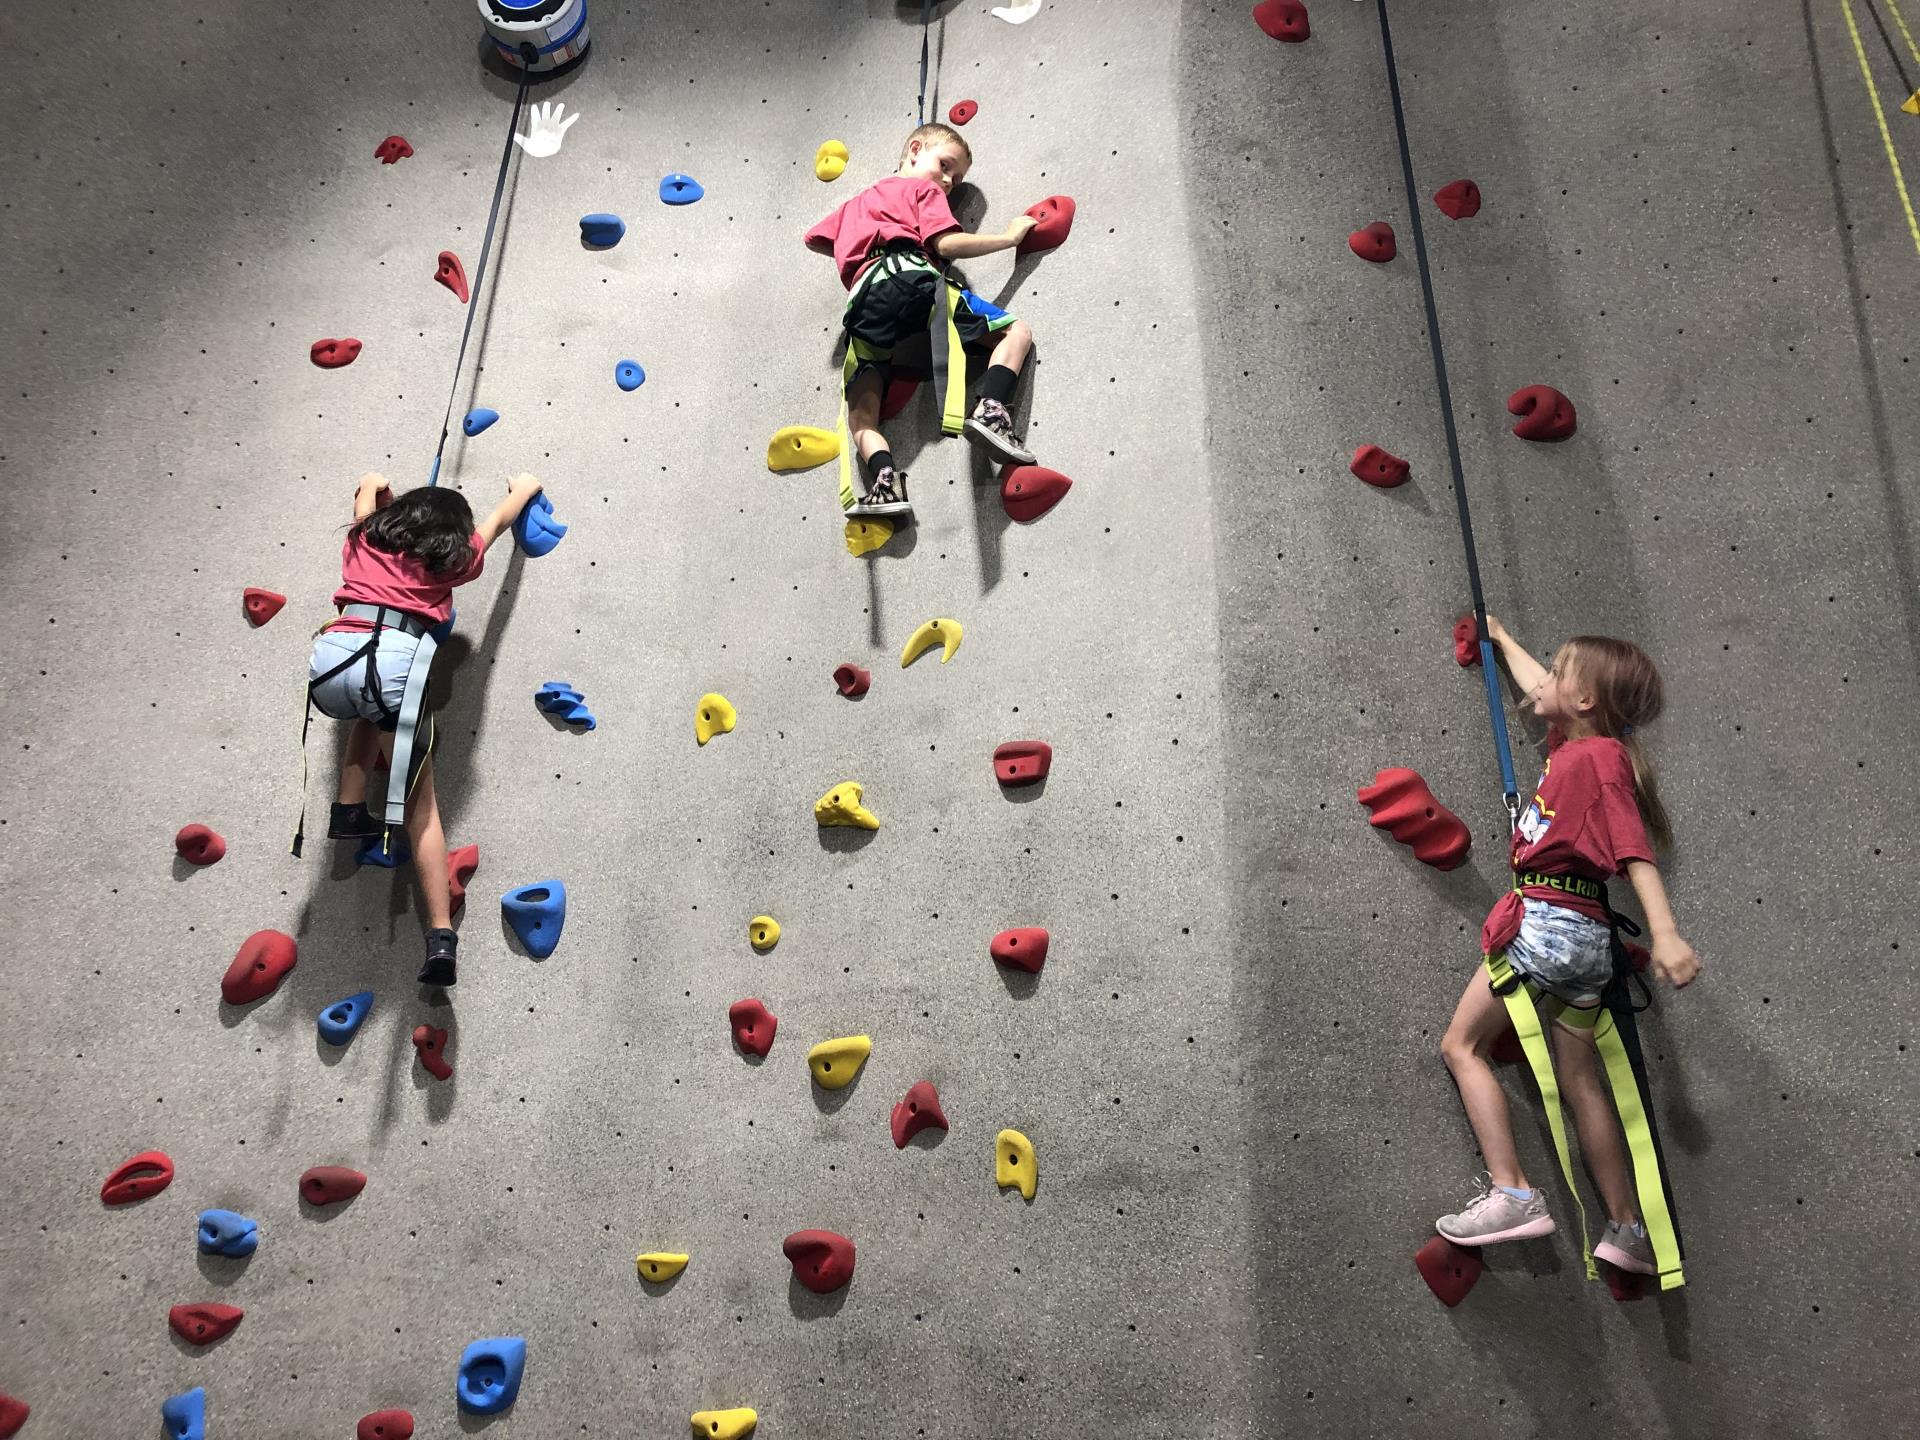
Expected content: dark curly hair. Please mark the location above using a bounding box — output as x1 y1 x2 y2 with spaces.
349 487 476 575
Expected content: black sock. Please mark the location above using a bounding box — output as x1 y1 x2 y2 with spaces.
865 449 895 482
980 365 1019 406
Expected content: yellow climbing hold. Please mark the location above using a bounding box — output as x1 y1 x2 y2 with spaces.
695 693 736 746
749 915 781 952
814 139 849 182
807 1034 872 1090
996 1128 1037 1200
636 1252 689 1283
901 617 962 667
844 518 894 556
1905 90 1920 116
690 1409 758 1439
767 425 840 473
814 781 879 830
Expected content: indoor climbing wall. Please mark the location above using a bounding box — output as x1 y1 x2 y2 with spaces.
0 0 1914 1437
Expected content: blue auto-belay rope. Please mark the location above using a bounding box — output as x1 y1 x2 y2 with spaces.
429 65 534 487
1371 0 1522 832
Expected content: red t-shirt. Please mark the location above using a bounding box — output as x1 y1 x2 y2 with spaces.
1509 734 1655 922
330 530 485 631
804 175 962 289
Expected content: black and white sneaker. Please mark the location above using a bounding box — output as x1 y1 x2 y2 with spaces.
327 801 383 840
848 466 913 518
965 398 1035 466
418 928 458 987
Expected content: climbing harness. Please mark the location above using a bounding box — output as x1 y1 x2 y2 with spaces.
291 606 440 859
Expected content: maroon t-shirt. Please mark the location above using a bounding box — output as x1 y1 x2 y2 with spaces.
1509 733 1655 922
330 530 485 631
804 175 962 289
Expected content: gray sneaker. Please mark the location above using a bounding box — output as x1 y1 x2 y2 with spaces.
1436 1173 1557 1246
964 398 1036 466
1594 1219 1656 1275
848 466 912 518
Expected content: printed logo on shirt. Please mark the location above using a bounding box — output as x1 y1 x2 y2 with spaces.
1517 760 1554 845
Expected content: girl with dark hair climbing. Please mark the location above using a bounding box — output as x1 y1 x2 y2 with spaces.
804 122 1039 520
1434 618 1701 1277
302 471 543 986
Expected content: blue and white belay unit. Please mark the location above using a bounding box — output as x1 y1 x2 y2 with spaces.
476 0 590 72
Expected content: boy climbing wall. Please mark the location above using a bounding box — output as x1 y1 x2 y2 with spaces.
804 123 1039 520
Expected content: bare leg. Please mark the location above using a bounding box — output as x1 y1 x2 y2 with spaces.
1552 1017 1639 1225
986 318 1033 378
847 370 887 466
1440 969 1532 1191
337 720 380 806
391 745 451 931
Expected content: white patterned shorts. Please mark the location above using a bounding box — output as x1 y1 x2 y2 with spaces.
1504 899 1616 1007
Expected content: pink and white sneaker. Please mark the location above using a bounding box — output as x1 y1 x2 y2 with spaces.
1436 1173 1557 1245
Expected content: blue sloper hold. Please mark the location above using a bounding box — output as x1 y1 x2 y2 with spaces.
535 681 597 730
580 212 626 247
615 359 645 391
660 172 704 205
463 407 500 437
317 990 375 1046
197 1209 258 1257
457 1336 528 1415
512 492 568 558
502 881 566 959
356 832 411 868
161 1386 207 1440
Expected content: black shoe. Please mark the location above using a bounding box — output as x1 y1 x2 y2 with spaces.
327 801 383 840
418 929 458 987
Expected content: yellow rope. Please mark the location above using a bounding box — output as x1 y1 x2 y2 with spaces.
1838 0 1920 254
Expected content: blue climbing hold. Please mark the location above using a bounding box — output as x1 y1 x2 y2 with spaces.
356 832 411 869
580 212 626 247
535 681 597 730
502 881 567 959
512 492 568 558
660 173 704 205
317 990 375 1046
161 1386 207 1440
428 608 457 644
615 359 645 391
457 1336 528 1415
463 407 500 437
197 1209 258 1258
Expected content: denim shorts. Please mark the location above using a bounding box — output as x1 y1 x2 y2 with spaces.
1504 898 1616 1006
308 628 422 730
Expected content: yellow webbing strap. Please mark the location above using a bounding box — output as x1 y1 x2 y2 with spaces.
1590 1008 1687 1290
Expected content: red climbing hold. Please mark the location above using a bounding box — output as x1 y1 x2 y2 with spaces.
1507 384 1577 442
1252 0 1310 42
168 1302 245 1345
221 929 298 1005
1453 615 1480 667
1000 465 1072 522
358 1412 416 1440
310 338 362 369
1488 1027 1523 1065
990 927 1050 974
1016 195 1075 256
374 135 414 165
413 1025 452 1080
175 823 227 866
435 250 470 305
728 998 777 1058
993 741 1051 787
1601 1263 1648 1303
299 1165 367 1207
1348 221 1395 263
880 374 920 422
947 99 978 126
1434 179 1481 219
833 664 871 698
1357 769 1471 870
101 1150 175 1206
448 843 480 915
1624 939 1651 974
1415 1235 1484 1306
783 1229 856 1293
0 1395 28 1439
890 1080 949 1147
1349 445 1409 488
243 587 286 627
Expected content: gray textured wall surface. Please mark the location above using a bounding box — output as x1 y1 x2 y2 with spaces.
0 0 1912 1436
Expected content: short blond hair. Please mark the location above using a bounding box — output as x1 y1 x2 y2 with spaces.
898 123 972 169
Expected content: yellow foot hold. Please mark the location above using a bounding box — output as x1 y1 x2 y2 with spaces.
900 617 962 667
814 781 879 830
808 1034 872 1089
691 1408 758 1439
749 914 781 952
695 693 736 746
814 139 849 181
1905 90 1920 115
636 1252 689 1282
844 518 894 556
996 1128 1037 1200
767 425 840 473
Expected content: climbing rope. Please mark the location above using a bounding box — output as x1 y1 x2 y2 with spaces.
1370 0 1521 832
428 59 536 487
916 0 935 125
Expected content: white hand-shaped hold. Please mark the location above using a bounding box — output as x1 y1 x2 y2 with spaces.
513 100 581 159
991 0 1042 21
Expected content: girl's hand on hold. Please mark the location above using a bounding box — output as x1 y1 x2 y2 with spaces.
507 472 544 499
1651 934 1701 988
1484 613 1510 645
